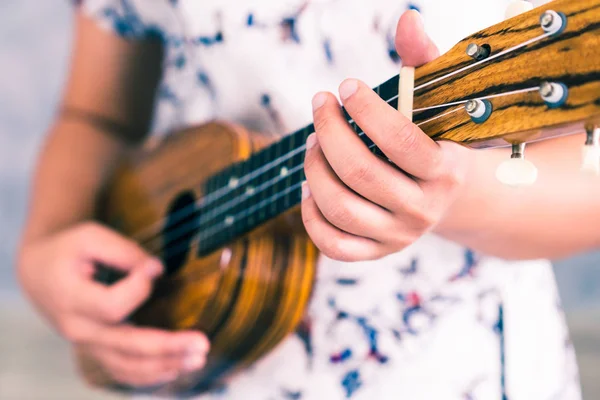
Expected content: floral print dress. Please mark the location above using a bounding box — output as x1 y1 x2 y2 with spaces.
80 0 582 399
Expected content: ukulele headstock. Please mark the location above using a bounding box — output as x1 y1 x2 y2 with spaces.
413 0 600 185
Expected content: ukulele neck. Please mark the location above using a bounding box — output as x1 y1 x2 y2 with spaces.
197 75 401 256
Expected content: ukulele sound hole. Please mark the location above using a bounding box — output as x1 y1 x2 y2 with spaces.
162 190 201 276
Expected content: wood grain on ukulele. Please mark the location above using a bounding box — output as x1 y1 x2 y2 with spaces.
89 0 600 396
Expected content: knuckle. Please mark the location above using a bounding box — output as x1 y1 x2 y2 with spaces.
401 202 436 230
303 150 318 172
413 208 437 229
154 335 173 355
301 209 317 228
351 99 373 122
313 111 334 134
386 122 419 155
424 153 446 181
101 301 128 323
387 232 412 250
77 221 101 238
339 157 371 187
301 205 322 234
325 195 355 228
443 167 466 188
320 238 348 261
58 320 84 342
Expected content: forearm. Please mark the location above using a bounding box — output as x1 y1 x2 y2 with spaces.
20 118 129 246
435 133 600 260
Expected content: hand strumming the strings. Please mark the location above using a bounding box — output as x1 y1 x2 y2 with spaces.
17 222 210 387
301 10 472 262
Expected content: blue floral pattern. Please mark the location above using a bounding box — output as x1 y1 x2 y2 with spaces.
79 1 582 399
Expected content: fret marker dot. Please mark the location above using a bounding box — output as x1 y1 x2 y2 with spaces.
246 186 255 195
228 177 239 188
280 167 289 177
225 216 235 226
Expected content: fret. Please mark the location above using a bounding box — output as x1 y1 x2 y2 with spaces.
283 132 295 210
227 160 246 242
378 74 400 102
214 168 231 248
195 76 402 256
292 126 310 205
256 145 269 224
267 140 279 218
277 136 292 215
278 132 294 157
274 146 287 216
245 149 260 229
198 171 219 255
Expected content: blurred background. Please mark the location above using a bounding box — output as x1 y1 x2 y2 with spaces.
0 1 599 399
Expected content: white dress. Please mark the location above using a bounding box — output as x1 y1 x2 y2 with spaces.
80 0 582 399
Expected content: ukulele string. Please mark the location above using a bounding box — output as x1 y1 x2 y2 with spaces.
145 84 542 254
416 106 463 127
414 86 541 114
133 30 553 245
143 161 306 251
149 140 380 261
413 31 552 92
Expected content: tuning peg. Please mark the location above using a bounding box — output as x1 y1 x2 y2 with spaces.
495 143 538 187
581 127 600 175
505 0 533 19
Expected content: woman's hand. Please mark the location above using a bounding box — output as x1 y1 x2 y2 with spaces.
301 10 473 262
17 222 210 388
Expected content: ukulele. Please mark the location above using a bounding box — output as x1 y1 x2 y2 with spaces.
86 0 600 396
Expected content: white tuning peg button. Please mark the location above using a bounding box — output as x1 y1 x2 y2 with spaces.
581 127 600 175
495 143 538 187
505 0 534 19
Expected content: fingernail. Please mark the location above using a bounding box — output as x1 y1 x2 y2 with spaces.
183 354 206 371
409 9 424 26
145 257 163 278
339 79 358 101
301 182 311 200
306 133 317 150
312 92 327 111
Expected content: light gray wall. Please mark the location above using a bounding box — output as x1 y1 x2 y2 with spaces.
0 0 72 298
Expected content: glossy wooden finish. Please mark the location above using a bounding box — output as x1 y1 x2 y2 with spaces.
96 122 318 396
86 0 600 395
412 0 600 148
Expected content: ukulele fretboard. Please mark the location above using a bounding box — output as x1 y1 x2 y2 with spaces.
197 74 400 256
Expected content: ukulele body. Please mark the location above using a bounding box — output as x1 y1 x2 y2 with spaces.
94 121 318 396
80 0 600 394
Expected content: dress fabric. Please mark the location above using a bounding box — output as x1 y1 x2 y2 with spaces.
80 1 582 399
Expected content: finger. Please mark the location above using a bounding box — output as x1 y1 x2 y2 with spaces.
74 259 161 322
86 345 204 388
74 222 162 276
92 325 210 359
300 182 388 262
303 134 395 241
395 10 440 66
338 79 444 181
311 91 424 213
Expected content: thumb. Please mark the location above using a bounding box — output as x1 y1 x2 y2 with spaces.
70 223 164 322
75 222 162 276
76 257 163 324
395 10 440 67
